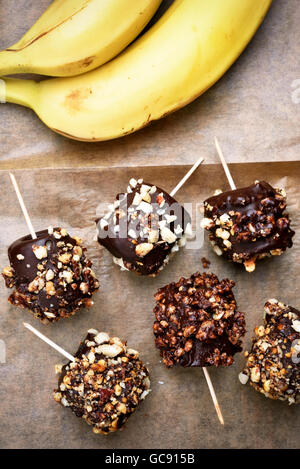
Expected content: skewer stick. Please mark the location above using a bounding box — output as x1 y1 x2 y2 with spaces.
10 174 74 362
171 158 224 426
214 138 236 190
9 173 37 239
24 322 75 362
202 368 224 425
170 157 204 197
203 138 234 424
201 368 224 425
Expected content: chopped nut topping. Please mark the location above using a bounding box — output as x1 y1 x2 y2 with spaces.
160 226 177 244
58 253 72 264
46 281 56 296
2 266 14 278
165 214 177 224
153 272 245 368
292 320 300 333
80 282 89 294
95 332 110 345
132 192 143 206
54 330 150 434
148 230 159 244
135 243 154 258
2 227 99 323
96 344 123 358
62 270 73 284
32 245 48 260
203 181 294 272
136 201 153 214
28 277 45 293
244 259 256 273
142 192 151 203
46 269 55 281
238 372 249 385
97 179 191 276
201 218 214 229
240 300 300 404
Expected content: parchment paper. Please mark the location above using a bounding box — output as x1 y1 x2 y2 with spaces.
0 161 299 449
0 0 299 170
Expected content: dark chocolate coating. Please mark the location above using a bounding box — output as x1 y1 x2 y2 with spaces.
9 230 72 280
179 337 241 367
241 300 300 404
204 181 294 263
55 330 150 434
2 228 99 322
153 272 245 368
97 181 191 276
8 230 76 310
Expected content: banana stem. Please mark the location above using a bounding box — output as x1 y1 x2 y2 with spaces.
0 49 27 76
0 77 37 108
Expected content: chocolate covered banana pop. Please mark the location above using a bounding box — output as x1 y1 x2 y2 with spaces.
153 272 246 368
2 227 99 323
23 323 150 434
202 139 294 272
97 177 193 276
54 329 150 434
239 299 300 404
24 322 150 435
3 174 99 323
202 181 294 272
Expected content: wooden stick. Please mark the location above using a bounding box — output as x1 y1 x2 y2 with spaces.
9 173 37 239
201 138 236 425
170 159 224 425
170 157 204 197
214 138 236 190
202 368 224 425
23 322 75 362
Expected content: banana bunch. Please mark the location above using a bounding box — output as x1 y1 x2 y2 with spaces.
0 0 162 76
1 0 272 142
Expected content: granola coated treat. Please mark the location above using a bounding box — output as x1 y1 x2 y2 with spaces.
54 329 151 434
239 300 300 404
97 178 192 276
153 272 245 368
202 181 294 272
2 227 99 323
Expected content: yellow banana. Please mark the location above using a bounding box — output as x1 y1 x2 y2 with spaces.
0 0 162 77
1 0 272 141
